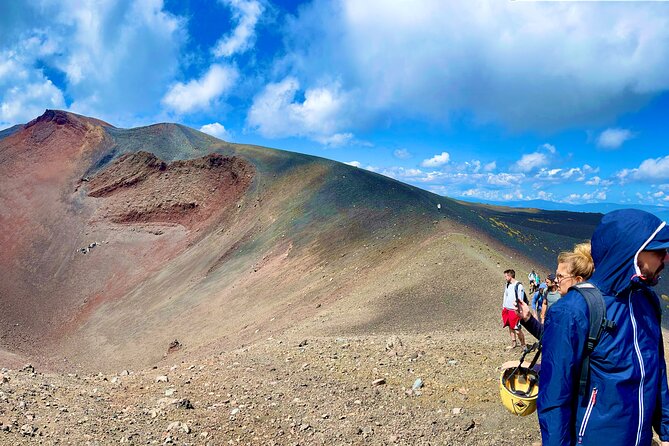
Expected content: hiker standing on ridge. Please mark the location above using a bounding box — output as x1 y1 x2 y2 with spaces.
502 269 526 350
528 269 540 293
531 279 547 319
538 209 669 446
539 274 560 323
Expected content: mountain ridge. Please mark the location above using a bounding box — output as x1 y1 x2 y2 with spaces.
1 110 604 373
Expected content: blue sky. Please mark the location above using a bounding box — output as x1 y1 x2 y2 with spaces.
1 1 669 208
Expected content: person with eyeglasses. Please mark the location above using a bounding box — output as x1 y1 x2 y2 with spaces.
538 209 669 446
516 243 594 339
554 242 594 296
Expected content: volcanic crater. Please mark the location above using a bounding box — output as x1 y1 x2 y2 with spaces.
86 151 254 229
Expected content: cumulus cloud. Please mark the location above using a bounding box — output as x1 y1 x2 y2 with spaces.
637 156 669 180
533 164 598 182
596 128 634 149
199 122 231 139
460 188 538 202
162 64 238 114
281 1 669 131
421 152 450 167
394 148 412 159
247 77 352 143
457 160 482 174
0 77 65 128
315 132 353 147
542 143 557 154
585 175 613 187
488 173 525 187
563 191 607 203
616 155 669 183
483 161 497 172
212 0 264 58
513 152 549 173
0 2 186 127
345 161 362 168
461 188 510 201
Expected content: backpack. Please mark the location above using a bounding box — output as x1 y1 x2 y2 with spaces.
513 282 529 305
569 283 617 400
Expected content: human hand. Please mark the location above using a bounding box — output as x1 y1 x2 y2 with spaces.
515 299 532 322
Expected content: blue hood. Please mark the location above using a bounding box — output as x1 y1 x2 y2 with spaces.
590 209 668 296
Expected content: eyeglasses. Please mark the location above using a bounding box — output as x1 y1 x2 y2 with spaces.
555 273 574 282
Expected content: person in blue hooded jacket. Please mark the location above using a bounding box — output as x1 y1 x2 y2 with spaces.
538 209 669 446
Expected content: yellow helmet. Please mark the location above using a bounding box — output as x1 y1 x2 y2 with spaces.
499 366 539 416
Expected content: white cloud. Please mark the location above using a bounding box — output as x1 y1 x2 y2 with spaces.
488 173 525 187
393 148 411 159
635 156 669 181
562 168 586 181
460 188 538 202
542 143 557 154
315 132 353 147
212 0 264 58
247 77 352 143
199 122 231 140
0 2 186 127
162 64 238 114
483 161 497 172
596 128 634 149
421 152 450 167
616 155 669 183
1 78 65 127
457 160 482 173
513 152 549 173
530 165 601 187
586 176 602 186
563 191 607 203
345 161 362 168
461 188 506 201
282 1 669 131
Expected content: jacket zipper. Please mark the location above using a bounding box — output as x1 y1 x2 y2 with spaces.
578 387 598 444
629 297 645 446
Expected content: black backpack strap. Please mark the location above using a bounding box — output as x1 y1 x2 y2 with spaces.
570 283 617 399
515 282 528 304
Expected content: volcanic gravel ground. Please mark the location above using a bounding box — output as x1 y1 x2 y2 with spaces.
0 331 549 445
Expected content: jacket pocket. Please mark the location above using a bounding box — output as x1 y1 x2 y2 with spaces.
578 387 598 444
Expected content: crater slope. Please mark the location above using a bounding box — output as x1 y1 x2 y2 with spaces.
0 110 602 373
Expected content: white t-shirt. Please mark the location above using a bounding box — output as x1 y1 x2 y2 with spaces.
503 281 525 310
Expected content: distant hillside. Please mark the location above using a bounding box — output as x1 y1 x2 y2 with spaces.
464 198 669 221
0 110 640 372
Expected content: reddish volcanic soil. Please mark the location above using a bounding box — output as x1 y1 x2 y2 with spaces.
0 112 256 368
87 151 253 229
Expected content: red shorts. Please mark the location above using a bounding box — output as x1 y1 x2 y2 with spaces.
502 308 521 330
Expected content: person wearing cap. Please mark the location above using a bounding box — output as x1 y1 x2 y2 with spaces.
539 274 560 323
538 209 669 446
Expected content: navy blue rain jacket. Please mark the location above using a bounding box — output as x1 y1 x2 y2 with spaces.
538 209 669 446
